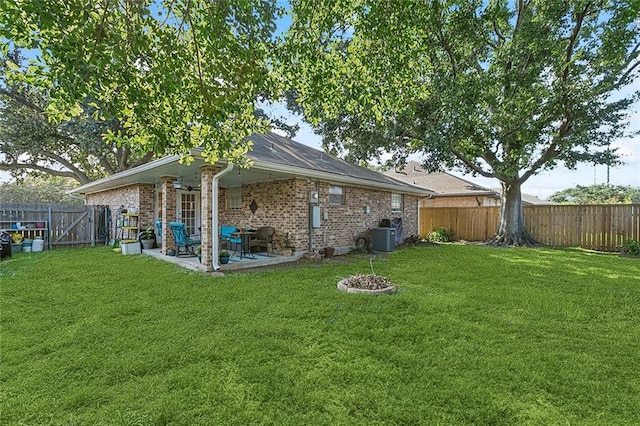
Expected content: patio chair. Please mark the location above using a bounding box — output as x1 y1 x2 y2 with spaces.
220 225 242 254
169 222 199 257
249 226 275 256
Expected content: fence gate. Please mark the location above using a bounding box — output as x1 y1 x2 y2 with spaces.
0 203 109 249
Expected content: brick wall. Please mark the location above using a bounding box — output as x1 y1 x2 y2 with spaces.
219 178 419 252
85 177 420 254
85 184 155 240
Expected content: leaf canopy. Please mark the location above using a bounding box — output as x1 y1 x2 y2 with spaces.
1 0 282 163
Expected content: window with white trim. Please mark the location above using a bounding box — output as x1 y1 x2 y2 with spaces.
226 186 242 210
329 185 344 205
391 192 403 212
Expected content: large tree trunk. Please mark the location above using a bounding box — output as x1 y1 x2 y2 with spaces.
488 181 539 246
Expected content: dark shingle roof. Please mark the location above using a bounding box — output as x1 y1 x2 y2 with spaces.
384 161 497 196
248 132 424 191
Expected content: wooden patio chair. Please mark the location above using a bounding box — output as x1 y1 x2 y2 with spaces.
249 226 275 256
168 222 199 257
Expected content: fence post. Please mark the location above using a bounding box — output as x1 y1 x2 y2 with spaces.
91 207 96 247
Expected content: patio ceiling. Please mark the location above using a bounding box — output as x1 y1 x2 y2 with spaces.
70 156 305 195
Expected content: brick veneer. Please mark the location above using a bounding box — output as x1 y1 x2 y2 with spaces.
85 175 420 259
199 165 220 270
160 176 177 254
85 183 154 242
218 178 419 252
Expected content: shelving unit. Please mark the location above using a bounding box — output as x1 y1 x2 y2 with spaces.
0 220 49 250
117 213 140 243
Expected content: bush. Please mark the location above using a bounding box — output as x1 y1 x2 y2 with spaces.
622 239 640 256
427 227 453 243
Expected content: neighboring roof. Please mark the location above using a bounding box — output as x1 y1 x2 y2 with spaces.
520 193 555 205
70 132 430 196
384 161 498 198
386 161 557 205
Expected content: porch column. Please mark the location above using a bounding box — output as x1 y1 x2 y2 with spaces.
160 176 177 255
200 165 220 271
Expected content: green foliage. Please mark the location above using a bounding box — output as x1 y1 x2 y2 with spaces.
281 232 295 249
427 227 453 243
1 246 640 424
622 239 640 256
0 175 82 204
219 249 229 257
282 1 640 242
1 51 156 183
140 225 155 240
549 184 640 204
1 1 283 164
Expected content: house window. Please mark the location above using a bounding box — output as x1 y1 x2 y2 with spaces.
226 186 242 210
391 193 403 212
329 185 344 205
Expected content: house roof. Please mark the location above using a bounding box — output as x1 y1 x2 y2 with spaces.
386 161 556 205
384 161 498 198
70 132 430 196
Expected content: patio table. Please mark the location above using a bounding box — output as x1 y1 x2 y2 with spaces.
230 230 256 259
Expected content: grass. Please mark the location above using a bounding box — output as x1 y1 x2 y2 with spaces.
1 244 639 425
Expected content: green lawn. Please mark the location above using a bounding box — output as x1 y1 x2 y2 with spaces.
1 245 639 425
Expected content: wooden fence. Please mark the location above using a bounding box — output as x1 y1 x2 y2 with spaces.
419 204 640 252
0 202 109 249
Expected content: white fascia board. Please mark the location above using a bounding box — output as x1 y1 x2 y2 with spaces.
68 155 183 195
251 159 431 196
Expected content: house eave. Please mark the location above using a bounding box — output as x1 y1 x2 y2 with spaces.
68 155 184 195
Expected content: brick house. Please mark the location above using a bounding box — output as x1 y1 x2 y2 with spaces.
70 133 429 271
385 161 551 207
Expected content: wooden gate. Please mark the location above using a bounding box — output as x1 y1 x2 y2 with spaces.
0 203 108 249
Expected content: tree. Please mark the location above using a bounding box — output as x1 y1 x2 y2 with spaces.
282 0 640 246
0 175 82 204
549 184 640 204
1 52 155 184
1 1 282 165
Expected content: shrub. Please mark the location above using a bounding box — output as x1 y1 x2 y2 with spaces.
621 239 640 256
427 227 453 243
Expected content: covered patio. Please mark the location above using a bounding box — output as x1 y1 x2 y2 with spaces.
71 132 428 272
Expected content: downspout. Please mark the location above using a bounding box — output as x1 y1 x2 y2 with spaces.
211 163 234 271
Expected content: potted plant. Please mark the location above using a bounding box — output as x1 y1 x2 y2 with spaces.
219 249 230 264
196 245 202 262
281 233 295 257
139 225 155 250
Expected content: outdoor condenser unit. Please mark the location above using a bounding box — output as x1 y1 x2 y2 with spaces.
372 227 396 252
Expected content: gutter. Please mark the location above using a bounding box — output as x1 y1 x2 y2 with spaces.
211 163 234 271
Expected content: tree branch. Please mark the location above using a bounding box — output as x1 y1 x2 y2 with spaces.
185 0 208 104
562 2 591 82
0 162 90 184
0 87 45 114
520 139 560 182
130 151 155 168
450 145 496 179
